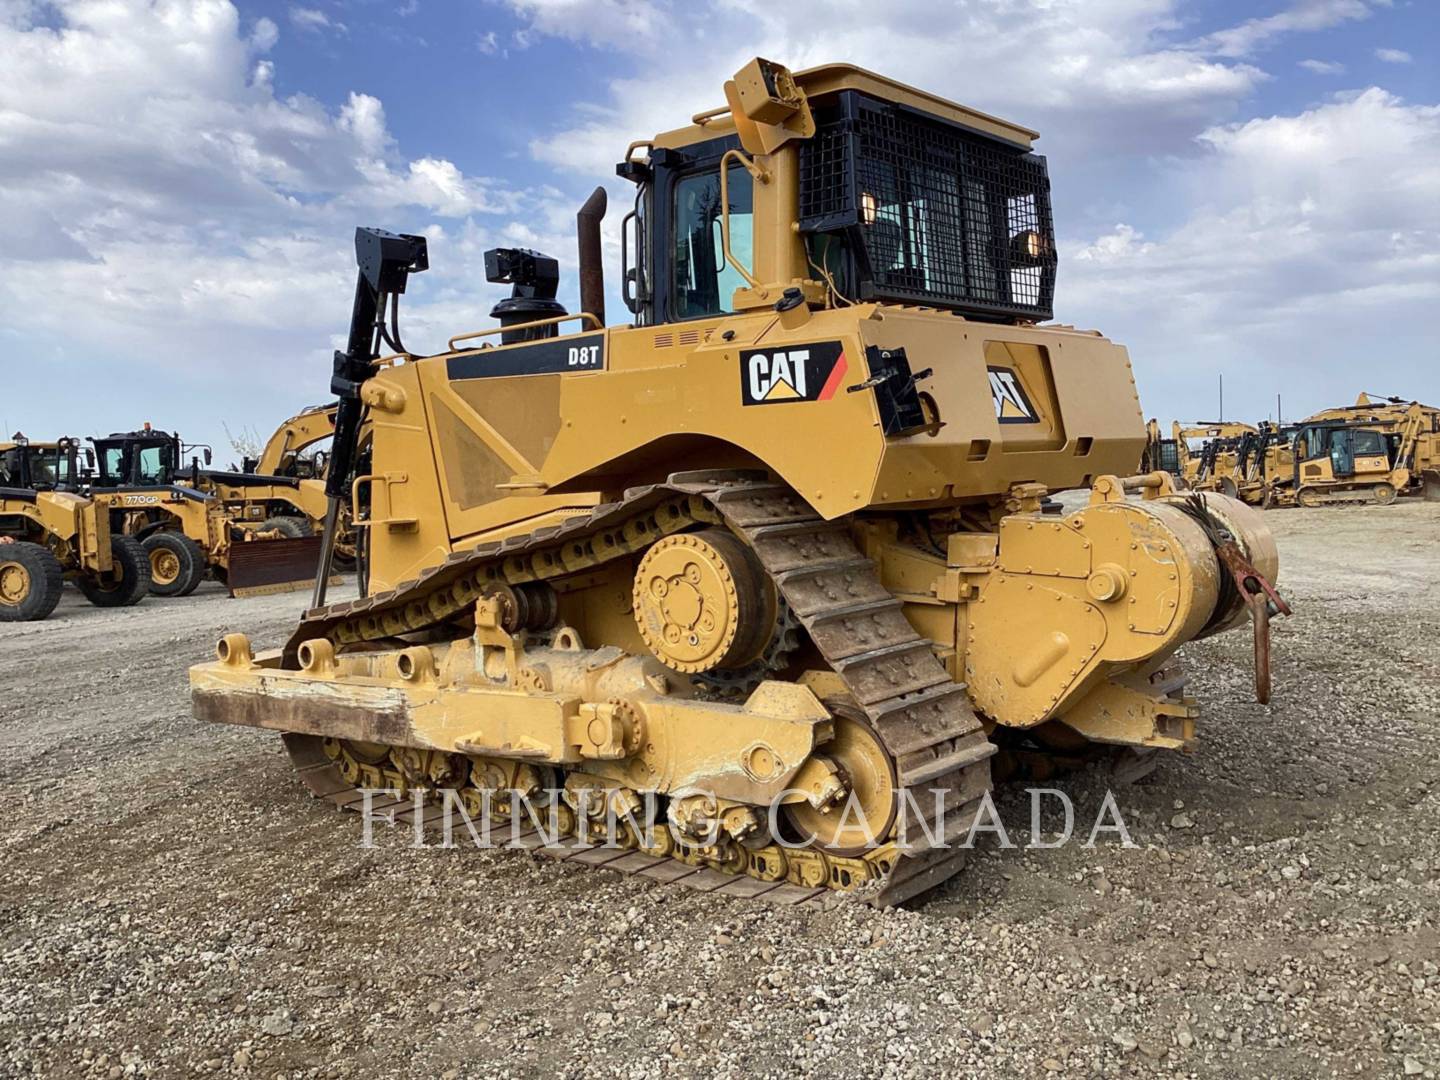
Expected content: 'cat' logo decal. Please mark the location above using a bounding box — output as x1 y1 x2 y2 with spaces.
741 342 847 406
988 366 1039 423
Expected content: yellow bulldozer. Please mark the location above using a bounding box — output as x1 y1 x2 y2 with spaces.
190 59 1288 905
1 435 150 620
1171 421 1257 494
1259 395 1439 508
1283 394 1440 504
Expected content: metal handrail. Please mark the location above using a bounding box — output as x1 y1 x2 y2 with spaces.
447 313 602 352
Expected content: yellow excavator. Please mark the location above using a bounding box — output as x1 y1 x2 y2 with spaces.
245 403 337 479
190 59 1288 905
233 403 360 567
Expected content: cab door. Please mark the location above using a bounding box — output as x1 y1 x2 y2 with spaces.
1330 430 1356 478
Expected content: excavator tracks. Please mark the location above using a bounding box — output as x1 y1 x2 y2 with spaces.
283 471 996 905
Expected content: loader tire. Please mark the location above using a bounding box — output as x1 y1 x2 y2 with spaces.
77 536 151 608
260 516 311 539
142 532 208 597
0 542 64 622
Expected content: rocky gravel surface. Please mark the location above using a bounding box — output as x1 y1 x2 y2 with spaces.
1 503 1437 1078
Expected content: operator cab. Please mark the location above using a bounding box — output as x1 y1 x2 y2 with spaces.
615 60 1056 328
90 428 212 489
1292 423 1392 480
0 434 86 493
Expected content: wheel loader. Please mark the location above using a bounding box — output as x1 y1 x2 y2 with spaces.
0 434 150 620
190 59 1288 905
88 426 329 596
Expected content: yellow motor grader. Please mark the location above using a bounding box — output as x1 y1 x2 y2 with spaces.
190 59 1288 905
0 435 150 620
88 427 327 596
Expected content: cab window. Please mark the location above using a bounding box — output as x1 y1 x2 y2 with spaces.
1351 429 1386 457
27 449 57 487
137 445 167 484
672 165 754 319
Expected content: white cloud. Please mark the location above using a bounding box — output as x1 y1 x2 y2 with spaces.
476 28 499 54
1374 47 1412 64
338 91 391 156
505 0 670 50
1197 0 1374 58
0 0 565 452
517 0 1278 178
1298 58 1345 74
289 5 345 34
1064 88 1440 417
250 15 278 51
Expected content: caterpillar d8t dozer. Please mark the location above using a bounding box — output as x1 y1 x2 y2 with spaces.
190 59 1288 905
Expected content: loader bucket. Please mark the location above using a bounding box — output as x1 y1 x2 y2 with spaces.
223 535 334 598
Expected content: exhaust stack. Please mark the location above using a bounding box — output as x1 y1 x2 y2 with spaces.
577 186 607 327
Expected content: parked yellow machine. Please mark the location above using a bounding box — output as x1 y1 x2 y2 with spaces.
1171 421 1257 495
246 403 337 479
1291 394 1440 503
0 436 150 620
228 403 359 566
190 59 1288 904
1261 396 1440 507
88 427 327 596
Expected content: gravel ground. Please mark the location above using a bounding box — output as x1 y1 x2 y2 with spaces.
1 503 1437 1079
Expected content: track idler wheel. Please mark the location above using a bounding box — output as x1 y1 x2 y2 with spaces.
782 713 898 858
632 528 777 674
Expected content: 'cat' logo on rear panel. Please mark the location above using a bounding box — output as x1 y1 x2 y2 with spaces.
741 342 848 405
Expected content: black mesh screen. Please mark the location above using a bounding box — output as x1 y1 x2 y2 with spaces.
799 92 1056 321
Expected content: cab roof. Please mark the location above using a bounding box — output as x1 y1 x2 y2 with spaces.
652 62 1038 153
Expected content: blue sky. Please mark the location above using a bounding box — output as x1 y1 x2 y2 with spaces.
2 0 1436 458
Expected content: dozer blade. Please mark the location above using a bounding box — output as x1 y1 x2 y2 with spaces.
224 536 335 598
